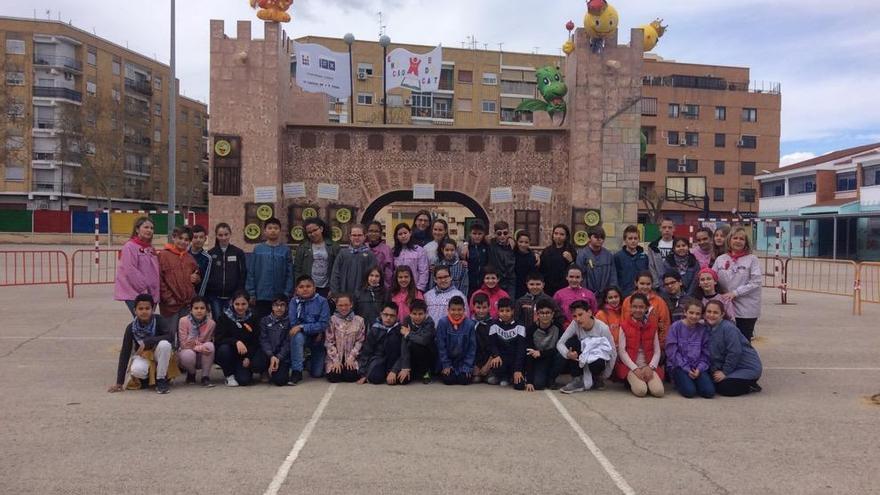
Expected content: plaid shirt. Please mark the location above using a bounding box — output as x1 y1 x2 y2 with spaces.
432 258 469 295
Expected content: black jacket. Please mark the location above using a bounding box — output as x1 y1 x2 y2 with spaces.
206 244 248 299
259 314 291 361
215 311 261 351
115 316 172 385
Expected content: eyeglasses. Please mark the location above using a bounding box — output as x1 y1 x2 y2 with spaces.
664 280 680 286
496 230 509 235
271 302 287 307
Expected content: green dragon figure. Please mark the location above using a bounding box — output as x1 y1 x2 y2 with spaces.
516 66 568 125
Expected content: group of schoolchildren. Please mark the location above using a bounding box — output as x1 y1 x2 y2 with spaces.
110 211 763 399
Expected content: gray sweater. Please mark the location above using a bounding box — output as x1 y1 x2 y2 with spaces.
576 247 618 294
709 319 762 380
330 247 377 296
712 253 763 319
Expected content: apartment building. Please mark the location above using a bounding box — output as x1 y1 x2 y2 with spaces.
292 36 781 224
0 17 208 211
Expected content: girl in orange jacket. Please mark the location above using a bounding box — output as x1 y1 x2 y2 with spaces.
621 271 671 349
595 286 623 346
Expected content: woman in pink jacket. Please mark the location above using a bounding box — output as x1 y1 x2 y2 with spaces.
392 223 429 292
114 217 160 315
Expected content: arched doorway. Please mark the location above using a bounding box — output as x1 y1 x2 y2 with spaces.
361 190 491 238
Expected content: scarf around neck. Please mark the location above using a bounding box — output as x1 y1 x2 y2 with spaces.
728 250 750 263
447 314 466 328
335 311 355 322
224 305 253 329
349 244 369 254
533 325 559 351
188 314 207 339
131 316 156 342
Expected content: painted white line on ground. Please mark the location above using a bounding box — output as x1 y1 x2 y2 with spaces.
545 390 636 495
264 383 337 495
0 336 118 341
766 367 880 371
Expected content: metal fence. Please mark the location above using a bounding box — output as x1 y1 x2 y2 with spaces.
0 250 70 297
69 249 121 298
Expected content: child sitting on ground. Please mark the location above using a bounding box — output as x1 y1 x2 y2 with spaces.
436 296 477 385
215 290 266 387
259 294 292 386
486 298 527 390
325 294 366 383
399 300 437 384
615 293 665 398
357 302 407 385
524 299 564 391
665 299 714 399
177 296 216 387
622 271 672 349
470 294 494 383
109 293 176 394
556 300 617 394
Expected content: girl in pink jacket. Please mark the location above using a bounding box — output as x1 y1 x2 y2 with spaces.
115 217 160 315
177 296 216 387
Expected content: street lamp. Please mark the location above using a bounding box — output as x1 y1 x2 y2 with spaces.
167 0 177 232
379 34 391 125
344 33 355 125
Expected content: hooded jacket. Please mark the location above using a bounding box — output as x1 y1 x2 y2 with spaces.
290 293 331 338
488 241 517 297
325 313 366 372
398 315 437 370
369 240 395 288
358 319 405 374
468 284 510 319
158 243 199 317
465 239 490 296
662 252 700 295
613 246 650 297
553 286 599 328
713 252 763 319
394 245 430 292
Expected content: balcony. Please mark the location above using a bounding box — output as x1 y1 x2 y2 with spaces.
30 179 81 194
642 75 781 95
32 86 82 103
125 78 153 97
34 118 58 130
33 54 83 72
640 98 658 116
32 151 56 161
124 135 152 148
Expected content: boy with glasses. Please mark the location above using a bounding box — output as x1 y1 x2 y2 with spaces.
488 221 516 297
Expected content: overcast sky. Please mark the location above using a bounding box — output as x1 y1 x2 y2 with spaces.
8 0 879 165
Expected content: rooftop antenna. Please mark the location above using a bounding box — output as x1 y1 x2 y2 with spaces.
45 9 51 20
533 46 540 54
377 11 386 37
497 42 504 52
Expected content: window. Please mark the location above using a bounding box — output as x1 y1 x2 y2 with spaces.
667 131 680 145
714 133 725 148
514 210 541 244
457 98 472 112
481 100 497 113
761 179 785 197
154 103 162 116
112 88 120 102
367 134 384 151
300 132 316 148
482 72 497 85
864 165 880 187
5 71 25 86
837 171 857 191
467 135 484 152
639 182 654 199
5 39 25 55
742 107 758 122
685 132 699 146
668 103 680 118
641 97 658 116
714 160 725 175
357 93 373 105
501 136 518 153
7 100 25 118
86 110 97 126
153 76 162 90
332 134 349 150
458 70 473 83
357 63 373 77
713 188 725 202
640 155 656 172
738 135 757 149
86 80 97 97
87 46 97 66
682 104 699 119
667 158 697 173
793 222 810 237
154 130 161 143
439 65 454 91
112 57 121 75
4 161 25 181
789 175 817 194
6 136 24 150
213 135 241 196
534 136 551 153
740 188 756 203
715 106 726 121
740 162 756 176
400 135 417 152
435 135 451 152
385 95 403 107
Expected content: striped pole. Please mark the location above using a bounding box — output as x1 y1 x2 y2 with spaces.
94 210 100 265
688 224 694 246
774 222 787 304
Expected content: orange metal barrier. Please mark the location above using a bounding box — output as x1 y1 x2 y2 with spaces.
856 262 880 315
0 250 70 297
69 249 120 297
758 256 789 304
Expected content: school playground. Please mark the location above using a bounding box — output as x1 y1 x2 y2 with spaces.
0 281 877 495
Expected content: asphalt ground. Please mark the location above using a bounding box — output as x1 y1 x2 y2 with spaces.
1 283 879 495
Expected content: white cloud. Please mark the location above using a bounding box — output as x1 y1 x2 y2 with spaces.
780 152 816 167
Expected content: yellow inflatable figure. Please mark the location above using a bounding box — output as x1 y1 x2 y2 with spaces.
562 39 575 55
641 19 668 52
584 0 619 39
249 0 293 23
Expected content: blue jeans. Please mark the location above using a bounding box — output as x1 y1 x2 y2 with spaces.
290 332 326 378
207 296 229 319
671 367 715 398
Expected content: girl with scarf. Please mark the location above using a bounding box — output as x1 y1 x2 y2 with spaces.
662 237 700 295
393 223 430 292
354 267 388 328
712 227 763 341
109 294 175 394
330 224 376 297
665 300 714 399
692 268 735 320
411 210 433 247
114 217 160 316
595 286 624 346
177 296 216 387
215 290 265 387
325 294 366 383
390 265 424 322
615 293 665 398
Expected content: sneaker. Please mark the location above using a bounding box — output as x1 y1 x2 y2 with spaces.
749 382 763 393
201 377 214 388
290 370 303 385
225 375 239 387
499 380 510 387
549 381 561 390
560 376 586 394
591 376 606 390
422 372 432 385
156 378 170 394
471 374 484 384
186 373 196 385
486 376 500 385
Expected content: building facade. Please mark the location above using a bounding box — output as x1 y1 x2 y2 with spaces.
755 143 880 261
292 36 781 225
0 17 208 211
